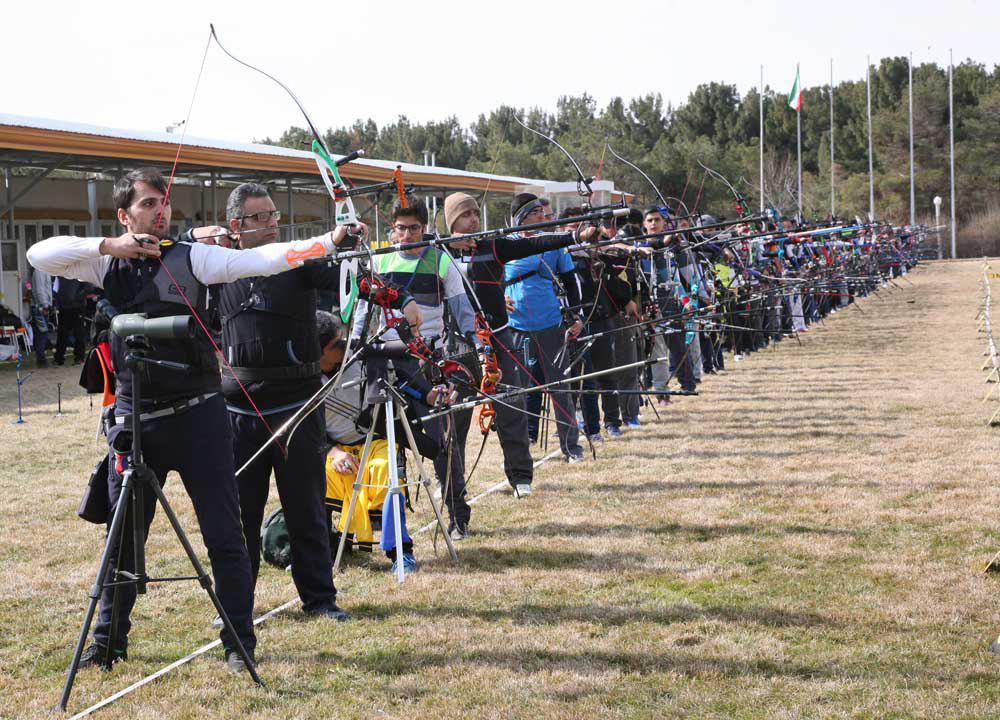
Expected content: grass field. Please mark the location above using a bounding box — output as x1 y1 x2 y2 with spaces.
1 259 999 719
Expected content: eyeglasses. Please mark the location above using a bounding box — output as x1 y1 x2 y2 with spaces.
237 210 282 223
393 223 424 234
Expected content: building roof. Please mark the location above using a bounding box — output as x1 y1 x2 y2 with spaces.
0 113 545 193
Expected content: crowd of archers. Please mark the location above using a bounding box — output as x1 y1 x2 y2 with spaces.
25 164 925 678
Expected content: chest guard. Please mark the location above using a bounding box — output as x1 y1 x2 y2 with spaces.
103 242 220 405
217 269 319 377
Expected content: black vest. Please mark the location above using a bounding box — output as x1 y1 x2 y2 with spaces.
103 242 220 406
217 268 321 410
55 277 88 309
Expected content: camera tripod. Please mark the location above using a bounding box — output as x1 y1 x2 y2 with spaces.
59 333 262 711
332 378 458 584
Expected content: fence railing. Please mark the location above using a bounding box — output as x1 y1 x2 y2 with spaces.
978 263 1000 426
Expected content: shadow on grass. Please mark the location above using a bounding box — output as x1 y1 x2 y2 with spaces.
431 546 649 573
585 478 881 494
344 599 838 631
503 521 861 541
284 643 844 684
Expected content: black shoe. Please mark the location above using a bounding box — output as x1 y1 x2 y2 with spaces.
305 603 349 622
53 359 65 366
225 648 256 674
35 358 49 368
78 643 127 669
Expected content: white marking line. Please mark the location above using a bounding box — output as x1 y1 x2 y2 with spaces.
69 448 563 717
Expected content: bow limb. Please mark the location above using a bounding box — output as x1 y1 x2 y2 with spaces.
513 113 593 198
210 24 365 322
606 143 669 210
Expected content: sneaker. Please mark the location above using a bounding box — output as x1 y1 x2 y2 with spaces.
587 433 604 444
78 643 127 669
225 648 256 674
624 418 641 429
35 358 49 368
449 525 470 541
606 425 622 438
656 397 671 407
305 603 350 622
515 483 532 497
212 614 223 629
390 553 418 575
567 453 585 465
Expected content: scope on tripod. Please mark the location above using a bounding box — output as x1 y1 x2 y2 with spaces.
111 313 195 340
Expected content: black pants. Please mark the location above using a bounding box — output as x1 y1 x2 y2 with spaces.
511 324 582 458
587 316 624 429
614 323 640 421
482 327 534 487
30 306 49 362
94 395 256 654
55 307 85 364
231 406 336 612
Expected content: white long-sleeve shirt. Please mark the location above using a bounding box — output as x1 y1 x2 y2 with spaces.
26 234 339 289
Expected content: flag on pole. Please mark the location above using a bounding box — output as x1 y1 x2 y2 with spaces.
788 68 803 112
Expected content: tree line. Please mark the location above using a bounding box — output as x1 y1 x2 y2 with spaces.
261 57 1000 252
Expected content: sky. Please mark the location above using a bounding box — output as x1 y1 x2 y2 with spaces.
6 0 999 146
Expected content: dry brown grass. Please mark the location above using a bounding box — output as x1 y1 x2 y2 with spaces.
960 208 1000 258
1 260 999 719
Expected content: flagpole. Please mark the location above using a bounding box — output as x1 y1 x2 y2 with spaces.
796 62 802 220
908 52 916 227
948 48 957 258
759 64 765 214
866 55 875 221
829 58 835 218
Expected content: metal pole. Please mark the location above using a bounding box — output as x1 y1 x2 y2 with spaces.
908 53 916 227
115 164 124 235
0 167 13 303
211 172 217 224
759 64 765 213
286 177 294 242
933 196 942 259
830 58 835 218
796 62 802 220
430 152 437 229
948 49 957 259
87 177 99 237
866 56 875 221
1 167 9 307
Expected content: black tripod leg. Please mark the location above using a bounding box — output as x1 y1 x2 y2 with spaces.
59 470 136 711
144 479 264 687
106 470 143 669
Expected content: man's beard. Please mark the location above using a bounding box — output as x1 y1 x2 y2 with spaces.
127 212 169 238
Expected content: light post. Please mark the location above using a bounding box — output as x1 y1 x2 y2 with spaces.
933 196 943 259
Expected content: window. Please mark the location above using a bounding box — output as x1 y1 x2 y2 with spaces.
58 224 70 236
23 225 37 247
1 243 17 271
74 224 86 236
41 224 54 239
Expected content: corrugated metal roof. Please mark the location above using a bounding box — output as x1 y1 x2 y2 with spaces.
0 113 547 192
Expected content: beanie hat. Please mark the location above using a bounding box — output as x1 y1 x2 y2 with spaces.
511 192 543 226
444 192 479 232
